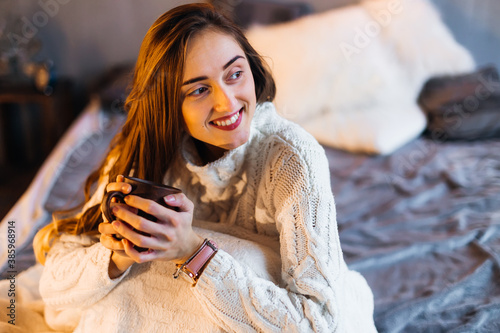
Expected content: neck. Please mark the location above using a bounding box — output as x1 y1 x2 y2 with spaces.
193 138 227 165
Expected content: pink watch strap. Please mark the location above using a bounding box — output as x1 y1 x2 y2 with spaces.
173 239 218 286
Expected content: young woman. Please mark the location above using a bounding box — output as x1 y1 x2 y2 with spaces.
35 3 376 332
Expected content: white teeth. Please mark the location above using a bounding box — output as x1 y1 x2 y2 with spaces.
214 111 240 127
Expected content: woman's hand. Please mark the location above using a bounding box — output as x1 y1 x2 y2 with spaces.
99 175 204 272
99 175 137 278
110 191 204 265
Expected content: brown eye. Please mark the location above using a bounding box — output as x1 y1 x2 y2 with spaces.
189 87 208 96
229 71 242 80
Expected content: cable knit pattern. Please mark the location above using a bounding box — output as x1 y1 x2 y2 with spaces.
40 102 376 332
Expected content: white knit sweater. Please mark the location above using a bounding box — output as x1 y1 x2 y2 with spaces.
40 102 376 332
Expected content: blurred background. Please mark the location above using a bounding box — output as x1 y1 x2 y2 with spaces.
0 0 499 218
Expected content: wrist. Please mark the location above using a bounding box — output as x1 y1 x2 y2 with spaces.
174 234 204 265
173 238 218 286
109 251 134 279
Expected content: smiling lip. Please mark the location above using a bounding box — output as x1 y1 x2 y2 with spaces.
210 108 243 131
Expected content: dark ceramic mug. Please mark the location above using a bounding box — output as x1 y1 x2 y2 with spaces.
101 176 182 251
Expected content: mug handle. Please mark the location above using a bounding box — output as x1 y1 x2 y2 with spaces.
101 191 126 223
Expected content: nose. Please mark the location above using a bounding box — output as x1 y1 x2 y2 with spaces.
213 85 237 113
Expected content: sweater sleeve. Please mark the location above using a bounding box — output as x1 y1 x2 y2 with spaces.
193 141 347 332
39 234 131 309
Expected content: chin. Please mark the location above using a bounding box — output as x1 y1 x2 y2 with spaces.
220 137 249 150
220 141 245 150
218 130 251 150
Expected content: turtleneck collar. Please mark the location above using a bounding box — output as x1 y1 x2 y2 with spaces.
176 103 273 194
181 133 249 189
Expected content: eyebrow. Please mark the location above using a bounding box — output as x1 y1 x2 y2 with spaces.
182 55 244 86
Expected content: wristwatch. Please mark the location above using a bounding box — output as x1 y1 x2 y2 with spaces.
173 239 218 286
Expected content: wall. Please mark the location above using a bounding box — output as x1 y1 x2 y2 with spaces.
1 0 198 87
2 0 500 92
431 0 500 70
267 0 358 12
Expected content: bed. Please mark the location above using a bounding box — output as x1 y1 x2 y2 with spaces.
1 0 500 332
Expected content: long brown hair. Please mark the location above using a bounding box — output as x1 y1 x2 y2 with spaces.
34 3 276 264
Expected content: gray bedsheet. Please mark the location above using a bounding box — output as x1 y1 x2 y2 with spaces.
325 138 500 332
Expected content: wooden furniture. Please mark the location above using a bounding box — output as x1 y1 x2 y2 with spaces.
0 79 73 165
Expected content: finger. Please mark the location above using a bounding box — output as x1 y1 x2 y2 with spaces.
163 193 193 213
106 182 131 194
122 239 158 263
122 195 178 227
100 233 125 251
101 203 138 224
112 202 139 215
123 193 192 225
111 220 162 250
105 175 132 194
98 222 117 235
123 195 163 216
99 221 128 241
111 204 160 235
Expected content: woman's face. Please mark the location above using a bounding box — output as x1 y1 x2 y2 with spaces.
181 29 256 157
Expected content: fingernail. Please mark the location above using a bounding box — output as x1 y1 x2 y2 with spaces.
112 206 119 214
112 221 121 228
164 195 175 202
122 185 131 193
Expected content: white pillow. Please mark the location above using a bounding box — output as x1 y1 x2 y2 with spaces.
246 0 475 154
